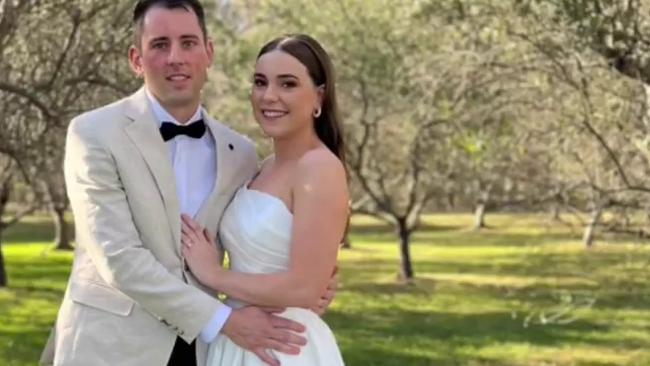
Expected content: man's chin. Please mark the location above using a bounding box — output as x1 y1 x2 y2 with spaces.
162 94 200 109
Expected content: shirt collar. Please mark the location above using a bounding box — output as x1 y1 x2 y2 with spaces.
145 87 204 127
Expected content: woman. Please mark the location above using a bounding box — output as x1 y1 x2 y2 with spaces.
181 34 348 366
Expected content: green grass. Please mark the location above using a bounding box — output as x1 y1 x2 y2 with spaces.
2 213 650 365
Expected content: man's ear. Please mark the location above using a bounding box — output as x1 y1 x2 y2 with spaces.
206 38 215 67
128 45 144 77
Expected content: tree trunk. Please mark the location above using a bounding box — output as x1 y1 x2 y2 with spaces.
397 218 414 280
52 207 72 250
474 189 490 230
474 202 486 230
550 204 561 221
582 207 603 247
341 233 351 249
0 176 9 287
341 217 351 249
0 232 6 287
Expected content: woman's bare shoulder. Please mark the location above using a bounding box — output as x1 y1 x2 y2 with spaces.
295 147 347 188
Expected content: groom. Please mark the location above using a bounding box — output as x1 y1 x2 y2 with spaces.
40 1 335 365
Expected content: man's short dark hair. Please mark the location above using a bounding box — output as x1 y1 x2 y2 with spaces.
132 0 208 48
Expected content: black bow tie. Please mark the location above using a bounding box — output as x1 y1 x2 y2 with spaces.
159 120 206 142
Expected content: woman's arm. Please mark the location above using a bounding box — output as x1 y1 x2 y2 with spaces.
182 150 348 309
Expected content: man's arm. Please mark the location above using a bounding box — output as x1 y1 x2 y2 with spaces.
64 117 220 343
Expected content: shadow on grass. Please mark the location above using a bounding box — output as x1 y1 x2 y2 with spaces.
339 344 451 366
342 250 650 314
353 222 466 234
350 230 582 250
326 308 618 366
2 221 58 244
0 329 50 366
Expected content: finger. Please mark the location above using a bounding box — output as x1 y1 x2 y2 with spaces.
181 217 204 244
181 232 197 248
311 306 325 316
184 215 203 233
181 237 192 248
328 274 339 290
323 288 336 302
309 300 325 315
269 329 307 346
269 316 306 333
181 219 197 235
253 348 280 366
181 245 191 258
181 221 202 244
181 225 197 244
262 338 302 354
259 306 286 314
203 229 217 246
181 215 196 233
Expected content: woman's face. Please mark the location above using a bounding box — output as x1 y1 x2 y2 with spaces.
250 50 322 139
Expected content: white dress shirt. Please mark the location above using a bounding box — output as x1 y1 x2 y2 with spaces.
145 88 231 343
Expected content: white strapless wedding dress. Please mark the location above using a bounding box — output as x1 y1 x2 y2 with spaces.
206 184 344 366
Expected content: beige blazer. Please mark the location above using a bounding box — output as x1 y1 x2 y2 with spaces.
40 88 258 366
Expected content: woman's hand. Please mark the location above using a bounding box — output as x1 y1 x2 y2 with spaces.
311 265 338 315
181 214 224 288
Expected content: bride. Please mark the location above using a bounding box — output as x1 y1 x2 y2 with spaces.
180 34 348 366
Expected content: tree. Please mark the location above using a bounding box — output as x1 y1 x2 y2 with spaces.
206 0 525 279
0 155 36 287
511 1 650 245
0 0 137 250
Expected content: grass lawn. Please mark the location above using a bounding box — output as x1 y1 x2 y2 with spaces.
1 213 650 365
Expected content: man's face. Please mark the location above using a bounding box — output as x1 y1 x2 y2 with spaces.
129 6 213 112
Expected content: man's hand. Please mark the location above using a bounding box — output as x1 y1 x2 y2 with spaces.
222 306 307 366
311 265 338 315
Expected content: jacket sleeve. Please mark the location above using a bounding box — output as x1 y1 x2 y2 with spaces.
64 117 222 343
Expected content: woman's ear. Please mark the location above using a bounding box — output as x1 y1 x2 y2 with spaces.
316 84 325 106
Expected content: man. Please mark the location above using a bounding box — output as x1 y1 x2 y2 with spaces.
40 1 335 365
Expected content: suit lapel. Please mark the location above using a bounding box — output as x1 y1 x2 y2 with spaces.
122 88 181 251
194 117 237 227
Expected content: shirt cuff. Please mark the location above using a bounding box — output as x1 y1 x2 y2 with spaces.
199 303 232 343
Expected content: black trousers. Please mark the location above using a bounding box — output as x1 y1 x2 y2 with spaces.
167 337 196 366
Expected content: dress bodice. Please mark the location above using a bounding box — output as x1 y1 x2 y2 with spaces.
209 184 345 366
219 185 293 307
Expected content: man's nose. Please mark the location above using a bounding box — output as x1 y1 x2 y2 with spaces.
167 43 186 65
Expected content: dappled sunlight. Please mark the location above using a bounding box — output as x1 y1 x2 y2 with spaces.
2 214 650 365
475 342 644 366
421 272 599 290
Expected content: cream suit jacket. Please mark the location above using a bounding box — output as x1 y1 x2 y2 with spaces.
41 87 258 366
